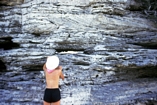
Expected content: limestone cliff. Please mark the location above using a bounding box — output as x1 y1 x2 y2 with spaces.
0 0 157 105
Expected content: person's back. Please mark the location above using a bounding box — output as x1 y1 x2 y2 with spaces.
44 66 64 88
43 56 64 105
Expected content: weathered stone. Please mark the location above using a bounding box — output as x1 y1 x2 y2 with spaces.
0 0 157 104
0 0 24 6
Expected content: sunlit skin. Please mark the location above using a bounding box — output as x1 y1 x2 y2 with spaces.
43 64 64 105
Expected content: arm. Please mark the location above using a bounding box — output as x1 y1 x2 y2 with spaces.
59 66 64 80
43 63 46 71
60 71 64 80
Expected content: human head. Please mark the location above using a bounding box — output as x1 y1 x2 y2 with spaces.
46 56 59 70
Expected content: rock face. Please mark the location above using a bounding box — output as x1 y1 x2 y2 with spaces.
0 0 24 6
0 0 157 105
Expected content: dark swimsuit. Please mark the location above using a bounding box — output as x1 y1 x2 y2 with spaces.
44 88 61 103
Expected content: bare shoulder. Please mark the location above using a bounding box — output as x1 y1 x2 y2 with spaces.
43 63 46 71
56 66 62 71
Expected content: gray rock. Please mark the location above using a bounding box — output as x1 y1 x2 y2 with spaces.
0 0 157 104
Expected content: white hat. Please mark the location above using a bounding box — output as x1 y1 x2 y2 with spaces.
46 56 59 70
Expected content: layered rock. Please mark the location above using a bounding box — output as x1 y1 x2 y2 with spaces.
0 0 157 71
0 0 157 104
0 0 24 6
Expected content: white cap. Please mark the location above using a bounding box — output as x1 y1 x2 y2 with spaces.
46 56 59 70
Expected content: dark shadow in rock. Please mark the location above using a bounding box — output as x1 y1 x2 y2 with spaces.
0 0 24 6
23 65 43 71
133 42 157 49
32 33 41 36
83 48 94 54
73 61 89 66
137 66 157 78
134 99 157 105
0 60 6 71
0 4 8 6
115 65 157 81
0 37 20 50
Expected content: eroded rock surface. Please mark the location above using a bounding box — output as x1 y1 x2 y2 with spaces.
0 0 24 6
0 0 157 105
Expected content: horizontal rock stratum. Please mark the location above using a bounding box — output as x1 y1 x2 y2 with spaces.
0 0 157 105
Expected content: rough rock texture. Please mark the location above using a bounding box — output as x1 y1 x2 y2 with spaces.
0 0 24 6
0 0 157 105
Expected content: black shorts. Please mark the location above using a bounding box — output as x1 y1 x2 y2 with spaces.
43 88 61 103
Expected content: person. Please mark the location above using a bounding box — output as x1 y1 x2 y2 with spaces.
43 56 64 105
